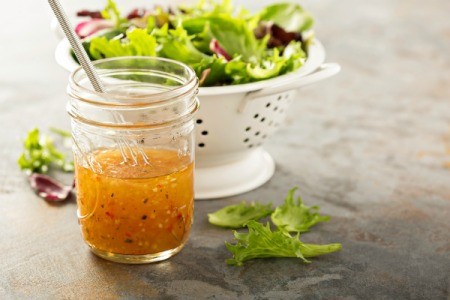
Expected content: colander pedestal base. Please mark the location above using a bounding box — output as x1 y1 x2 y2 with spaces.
194 148 275 200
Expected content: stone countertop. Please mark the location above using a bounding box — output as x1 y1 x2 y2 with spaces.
1 0 449 298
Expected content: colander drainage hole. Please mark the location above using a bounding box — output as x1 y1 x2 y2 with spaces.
196 119 203 124
254 114 259 119
244 138 249 143
198 143 205 148
260 117 265 122
245 126 251 132
201 130 208 135
255 131 260 136
266 102 271 108
277 95 282 101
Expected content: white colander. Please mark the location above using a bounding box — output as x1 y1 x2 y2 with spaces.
55 38 339 199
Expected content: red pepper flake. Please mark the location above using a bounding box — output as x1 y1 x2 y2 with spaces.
124 239 133 243
111 193 114 198
143 198 149 204
105 211 114 219
141 215 147 220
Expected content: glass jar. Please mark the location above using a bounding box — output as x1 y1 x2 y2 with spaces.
67 57 199 264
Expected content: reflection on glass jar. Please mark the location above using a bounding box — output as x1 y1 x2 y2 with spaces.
68 57 199 264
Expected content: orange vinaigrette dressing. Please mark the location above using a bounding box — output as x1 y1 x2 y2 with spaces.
75 148 194 256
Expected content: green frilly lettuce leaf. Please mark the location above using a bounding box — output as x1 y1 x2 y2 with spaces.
271 187 330 233
18 128 74 174
151 24 209 65
226 221 342 266
89 28 157 60
258 2 314 32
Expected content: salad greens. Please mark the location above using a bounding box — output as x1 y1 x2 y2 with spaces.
208 202 273 228
90 28 157 60
226 221 342 266
76 0 314 86
271 187 330 233
208 188 341 266
101 0 127 28
18 128 74 174
258 3 314 33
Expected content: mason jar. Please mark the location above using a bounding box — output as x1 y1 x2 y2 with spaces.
67 57 199 264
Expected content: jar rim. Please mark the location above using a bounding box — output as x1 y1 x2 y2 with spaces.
69 56 198 107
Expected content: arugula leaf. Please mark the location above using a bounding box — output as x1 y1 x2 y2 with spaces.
226 221 342 266
271 187 330 233
18 128 74 174
89 28 157 60
258 3 314 33
208 202 273 228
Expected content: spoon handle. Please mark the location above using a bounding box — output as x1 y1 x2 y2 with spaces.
48 0 105 93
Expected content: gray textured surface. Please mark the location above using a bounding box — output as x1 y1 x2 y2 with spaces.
1 0 449 299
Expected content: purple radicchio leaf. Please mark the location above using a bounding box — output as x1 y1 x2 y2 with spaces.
75 19 114 39
76 10 103 19
209 39 232 61
254 22 303 48
126 8 147 20
28 173 73 202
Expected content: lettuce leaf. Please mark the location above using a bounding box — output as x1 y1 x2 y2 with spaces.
271 187 330 233
179 0 234 18
152 24 209 65
258 3 314 32
193 55 228 86
101 0 127 28
208 16 264 62
89 28 157 60
208 202 273 228
226 221 342 266
18 128 74 174
224 41 305 84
